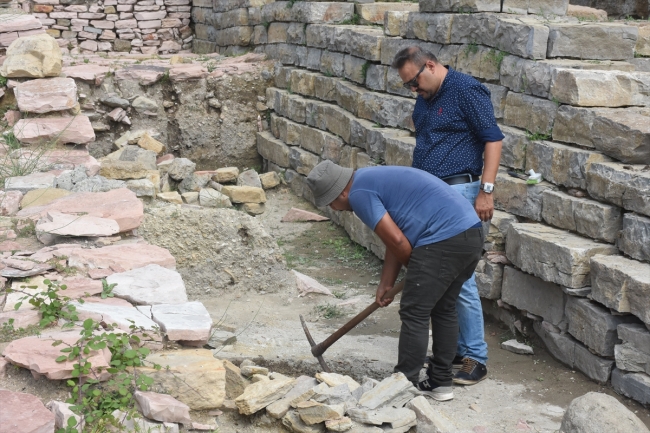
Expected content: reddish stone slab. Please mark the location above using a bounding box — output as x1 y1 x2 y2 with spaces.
14 115 96 145
59 276 103 298
0 15 43 33
14 77 77 114
62 64 110 85
281 208 330 223
169 63 208 81
0 190 22 216
17 188 143 232
0 390 55 433
67 243 176 272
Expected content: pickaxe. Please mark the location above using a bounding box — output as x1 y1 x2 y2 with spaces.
300 280 406 372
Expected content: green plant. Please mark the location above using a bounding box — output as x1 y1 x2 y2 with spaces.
0 75 7 87
55 318 162 433
161 70 170 82
83 58 89 64
339 14 360 25
101 279 117 299
323 70 333 78
11 279 79 328
314 303 344 319
551 96 560 107
361 62 370 83
464 42 479 56
16 219 36 237
47 258 78 276
333 291 346 299
3 130 21 150
484 49 507 70
262 20 270 30
0 319 41 342
525 130 552 141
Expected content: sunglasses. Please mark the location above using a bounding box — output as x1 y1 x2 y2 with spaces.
402 64 426 90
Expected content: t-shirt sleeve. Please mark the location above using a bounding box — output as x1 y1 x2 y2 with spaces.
458 83 505 143
348 189 387 231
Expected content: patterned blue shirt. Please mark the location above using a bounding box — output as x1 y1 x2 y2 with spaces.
412 67 504 179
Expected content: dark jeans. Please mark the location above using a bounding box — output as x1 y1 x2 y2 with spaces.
394 227 483 386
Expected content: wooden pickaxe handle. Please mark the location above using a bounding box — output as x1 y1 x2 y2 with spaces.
310 280 406 358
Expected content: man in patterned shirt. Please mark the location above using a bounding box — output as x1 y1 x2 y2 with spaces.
392 46 504 385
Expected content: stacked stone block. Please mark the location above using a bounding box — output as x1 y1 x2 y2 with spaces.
29 0 192 54
0 13 45 53
198 0 650 406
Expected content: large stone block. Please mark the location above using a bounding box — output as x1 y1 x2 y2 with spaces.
541 190 622 243
214 26 253 46
611 368 650 406
499 56 553 99
349 118 411 159
289 147 320 175
550 69 650 107
290 69 317 97
419 0 500 13
271 115 303 146
309 102 357 143
619 213 650 262
485 210 518 251
586 162 650 217
475 259 503 300
506 223 619 288
384 135 416 167
499 126 528 170
590 254 650 325
619 323 650 355
267 22 289 44
264 43 297 65
343 54 367 85
341 26 384 61
454 45 501 83
565 296 640 357
291 2 354 24
0 33 61 78
493 169 552 221
503 92 557 136
484 83 508 119
366 64 388 91
335 79 366 115
384 11 409 37
502 266 566 326
287 22 306 45
449 13 497 47
494 17 549 60
528 0 569 15
546 23 637 60
300 124 344 161
357 92 415 130
525 140 611 190
615 343 650 375
257 131 291 167
357 3 418 25
320 50 345 77
406 13 454 44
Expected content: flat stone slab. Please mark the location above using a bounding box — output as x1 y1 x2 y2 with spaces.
235 375 295 415
58 276 104 298
66 243 176 273
14 77 77 114
506 223 618 288
586 162 650 217
4 172 56 194
17 188 143 232
358 373 413 410
36 210 121 238
590 254 650 326
0 261 52 278
2 329 111 380
0 390 55 433
62 64 110 85
282 208 329 222
144 301 212 343
20 188 71 209
0 14 43 33
14 115 95 145
502 266 566 326
0 309 40 328
71 300 159 331
619 213 650 262
134 391 191 424
107 264 187 305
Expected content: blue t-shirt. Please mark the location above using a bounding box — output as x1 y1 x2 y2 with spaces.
412 67 505 179
348 166 480 248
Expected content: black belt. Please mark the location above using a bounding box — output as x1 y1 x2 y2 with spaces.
442 173 478 185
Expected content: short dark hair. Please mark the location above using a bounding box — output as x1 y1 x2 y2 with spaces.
391 46 438 69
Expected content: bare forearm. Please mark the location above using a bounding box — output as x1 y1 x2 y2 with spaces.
379 248 403 289
482 140 502 183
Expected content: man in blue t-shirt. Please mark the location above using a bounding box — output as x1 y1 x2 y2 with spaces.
392 46 505 385
306 160 483 401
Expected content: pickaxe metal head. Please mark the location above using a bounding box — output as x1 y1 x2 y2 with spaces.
300 314 331 372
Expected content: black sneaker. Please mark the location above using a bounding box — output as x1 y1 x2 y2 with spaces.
424 355 465 371
453 358 488 385
416 378 454 401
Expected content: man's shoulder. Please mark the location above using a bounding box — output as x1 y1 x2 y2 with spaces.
448 68 484 90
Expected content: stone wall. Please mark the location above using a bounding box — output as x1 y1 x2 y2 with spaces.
14 0 192 55
194 0 650 405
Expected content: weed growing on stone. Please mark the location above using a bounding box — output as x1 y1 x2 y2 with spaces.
322 238 370 264
47 258 78 276
101 279 117 299
262 20 270 30
333 290 346 299
361 62 370 83
339 14 361 25
11 279 78 328
0 320 42 342
16 219 36 237
0 75 7 87
525 130 552 141
314 303 344 319
464 42 479 57
484 49 507 70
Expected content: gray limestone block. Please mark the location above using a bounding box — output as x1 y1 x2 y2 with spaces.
357 92 415 131
541 189 623 243
533 320 576 367
305 23 334 49
586 162 650 217
500 56 553 99
565 296 641 357
528 0 568 15
611 368 650 406
119 145 157 170
590 254 650 326
615 343 650 375
257 131 291 168
335 79 366 116
385 67 416 98
618 323 650 357
287 22 306 45
406 13 454 44
499 126 528 170
343 55 368 86
289 146 320 176
419 0 500 13
365 64 387 92
483 83 508 119
475 259 504 300
320 50 345 78
493 169 551 221
494 17 549 60
503 92 557 137
501 266 566 326
546 23 637 61
384 135 415 167
342 27 384 61
525 140 612 190
505 223 619 289
450 13 497 47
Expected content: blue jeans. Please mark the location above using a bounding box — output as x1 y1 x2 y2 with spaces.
448 181 489 365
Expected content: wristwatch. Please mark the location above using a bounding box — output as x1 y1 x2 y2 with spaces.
480 182 494 194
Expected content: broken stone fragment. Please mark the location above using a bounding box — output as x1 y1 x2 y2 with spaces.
241 365 269 377
259 172 281 189
148 301 212 344
282 208 330 223
167 157 196 181
296 401 345 425
294 270 333 296
223 359 249 399
357 373 414 410
235 376 295 415
406 395 457 433
242 202 265 215
221 185 266 204
36 210 121 238
134 391 191 424
282 410 326 433
137 132 166 154
158 191 183 204
0 33 62 78
15 77 77 114
266 376 319 419
199 188 232 208
213 167 239 183
237 169 262 188
347 406 416 429
47 400 84 432
501 339 535 355
107 264 188 305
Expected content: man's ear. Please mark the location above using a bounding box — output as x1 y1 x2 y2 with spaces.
426 59 436 71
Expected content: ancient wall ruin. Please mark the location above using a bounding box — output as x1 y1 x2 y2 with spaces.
189 0 650 407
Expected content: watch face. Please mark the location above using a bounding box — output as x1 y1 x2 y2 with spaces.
482 184 494 193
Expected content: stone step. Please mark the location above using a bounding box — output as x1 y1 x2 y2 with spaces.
419 0 501 14
540 189 622 244
552 106 650 164
590 254 650 326
619 213 650 263
505 222 619 288
586 162 650 218
565 296 641 357
493 168 552 221
355 2 419 25
533 321 614 385
503 91 557 136
547 22 637 60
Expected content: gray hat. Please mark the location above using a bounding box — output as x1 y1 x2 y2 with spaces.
306 160 354 207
